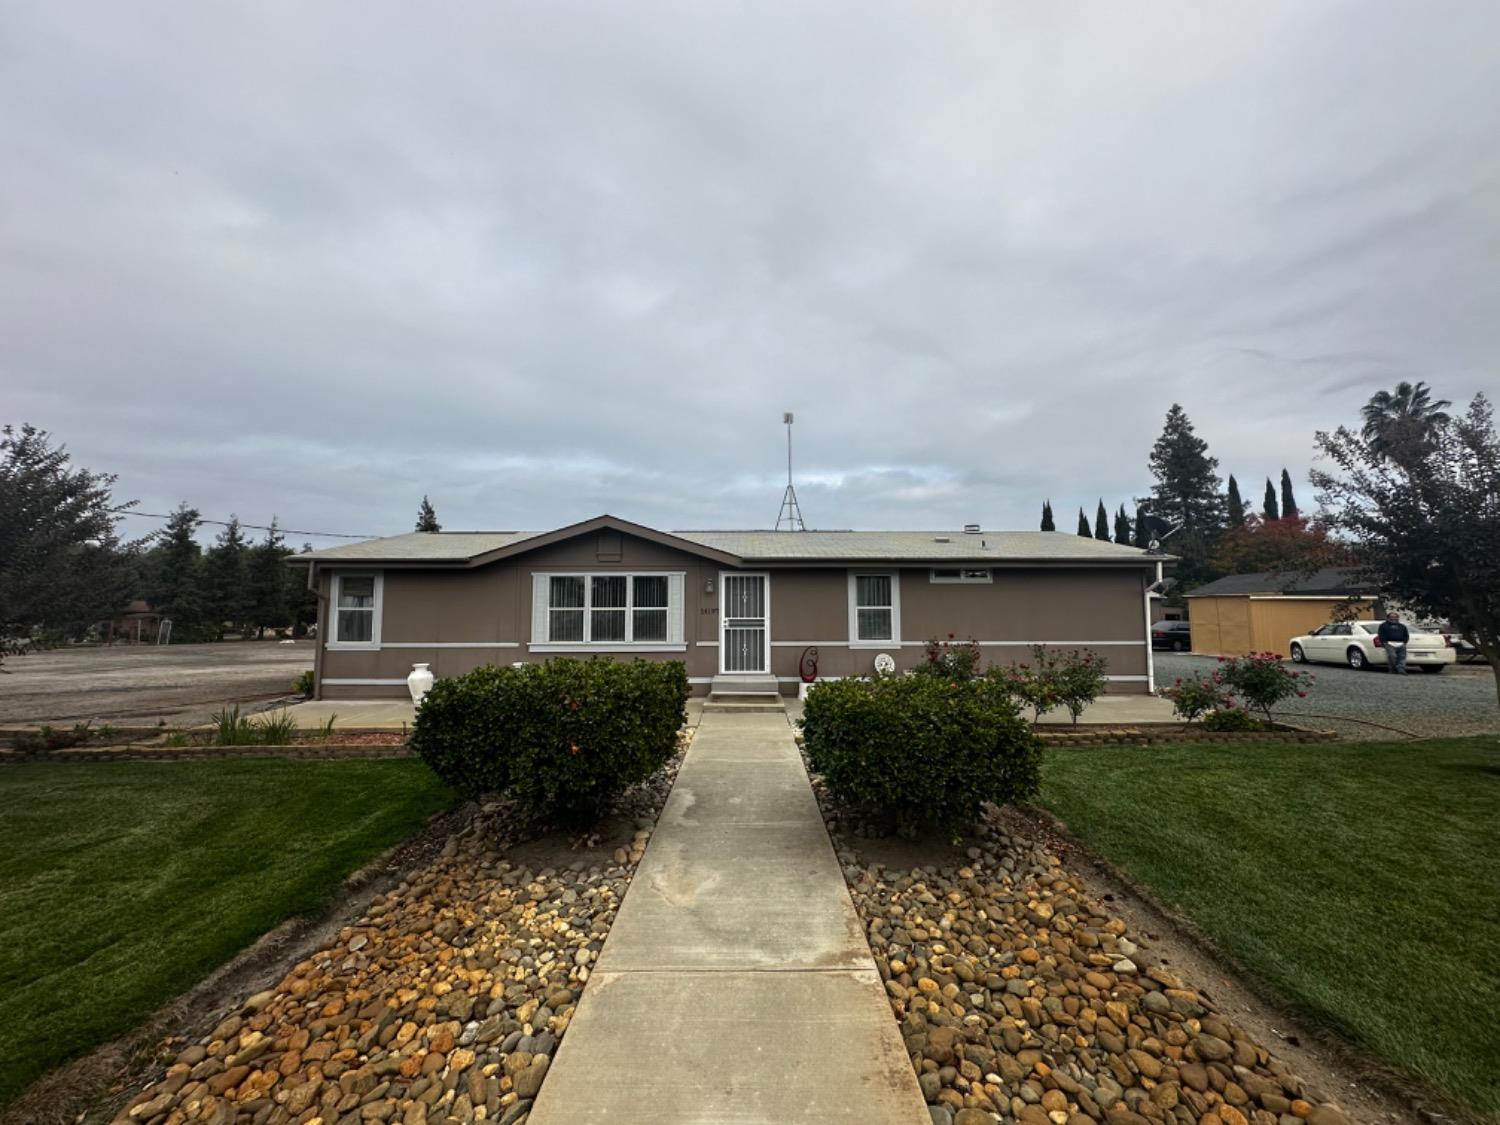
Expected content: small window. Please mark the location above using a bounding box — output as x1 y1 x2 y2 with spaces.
930 568 992 584
1332 624 1353 636
334 574 379 645
854 574 894 642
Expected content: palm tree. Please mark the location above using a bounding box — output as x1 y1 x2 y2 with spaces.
1360 381 1452 461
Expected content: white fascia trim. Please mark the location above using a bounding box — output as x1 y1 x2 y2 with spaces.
322 677 408 686
380 641 520 649
1106 675 1149 682
530 644 688 653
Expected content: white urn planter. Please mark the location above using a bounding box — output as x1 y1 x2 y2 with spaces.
407 662 435 705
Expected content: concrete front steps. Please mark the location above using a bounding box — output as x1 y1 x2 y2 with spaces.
704 674 785 713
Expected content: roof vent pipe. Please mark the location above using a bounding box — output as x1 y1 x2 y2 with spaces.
963 523 981 534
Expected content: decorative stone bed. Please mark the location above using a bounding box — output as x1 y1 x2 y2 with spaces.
806 773 1361 1125
104 735 689 1125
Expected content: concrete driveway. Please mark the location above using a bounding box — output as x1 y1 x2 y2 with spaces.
1155 652 1500 739
0 642 311 728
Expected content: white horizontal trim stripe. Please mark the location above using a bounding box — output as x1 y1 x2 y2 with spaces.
768 640 1147 648
379 642 521 649
529 644 688 653
697 641 719 647
322 678 409 686
770 641 846 647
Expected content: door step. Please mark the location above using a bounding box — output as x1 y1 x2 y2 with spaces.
706 674 784 711
702 699 787 713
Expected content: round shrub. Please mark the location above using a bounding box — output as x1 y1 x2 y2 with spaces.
800 674 1041 836
1202 707 1262 732
410 657 688 828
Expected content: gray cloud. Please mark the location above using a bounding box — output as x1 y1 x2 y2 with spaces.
2 1 1498 543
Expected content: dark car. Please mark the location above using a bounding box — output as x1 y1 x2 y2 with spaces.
1151 620 1193 652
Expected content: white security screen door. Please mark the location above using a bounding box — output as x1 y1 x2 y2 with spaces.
720 573 769 673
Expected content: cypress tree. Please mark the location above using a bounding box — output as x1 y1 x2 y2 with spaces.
1226 475 1246 526
1114 505 1131 545
415 495 441 533
1077 508 1092 537
1148 405 1224 532
1280 469 1299 520
1094 500 1110 540
1040 501 1055 531
1263 478 1280 521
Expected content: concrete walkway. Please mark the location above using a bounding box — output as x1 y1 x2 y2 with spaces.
529 710 928 1124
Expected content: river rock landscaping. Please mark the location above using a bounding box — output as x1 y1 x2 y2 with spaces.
104 740 685 1125
811 780 1363 1125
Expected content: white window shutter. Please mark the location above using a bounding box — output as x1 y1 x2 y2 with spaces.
667 573 684 643
531 573 550 644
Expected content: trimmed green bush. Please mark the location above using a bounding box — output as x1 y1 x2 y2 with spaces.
1202 707 1263 732
800 674 1041 836
410 658 688 827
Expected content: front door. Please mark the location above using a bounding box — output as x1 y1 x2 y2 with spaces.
720 572 769 674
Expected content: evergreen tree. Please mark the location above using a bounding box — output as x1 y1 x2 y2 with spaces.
148 504 206 638
204 516 252 637
1114 505 1132 545
1280 469 1299 520
1076 508 1092 537
1094 500 1110 540
1226 475 1246 526
1040 501 1055 532
249 519 293 634
415 495 441 533
284 544 321 637
1133 507 1152 548
1263 478 1280 521
1148 405 1223 532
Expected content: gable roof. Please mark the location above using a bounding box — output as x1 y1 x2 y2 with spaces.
1184 568 1377 598
294 515 1167 568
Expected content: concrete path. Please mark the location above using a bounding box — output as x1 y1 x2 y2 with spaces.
529 711 928 1125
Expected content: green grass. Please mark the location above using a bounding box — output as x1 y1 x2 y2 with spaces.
0 759 453 1106
1040 736 1500 1119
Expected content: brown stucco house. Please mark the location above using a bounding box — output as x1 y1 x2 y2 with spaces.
293 514 1169 699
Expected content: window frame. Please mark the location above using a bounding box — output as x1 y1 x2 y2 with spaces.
533 571 685 650
929 567 993 584
328 571 383 650
847 571 901 647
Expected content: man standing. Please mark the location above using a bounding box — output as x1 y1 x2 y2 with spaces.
1378 610 1410 674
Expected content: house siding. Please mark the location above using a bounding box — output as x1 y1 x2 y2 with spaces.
316 532 1153 698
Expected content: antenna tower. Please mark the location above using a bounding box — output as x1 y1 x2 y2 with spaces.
775 412 806 531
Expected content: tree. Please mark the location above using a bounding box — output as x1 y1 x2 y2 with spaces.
1211 515 1355 576
1133 508 1152 549
1280 469 1300 520
1113 505 1132 545
1076 508 1091 537
1148 405 1223 532
1360 380 1452 464
0 424 139 643
1094 500 1110 540
249 519 294 634
147 504 206 638
1314 393 1500 705
204 516 253 637
1040 501 1055 532
1263 478 1280 521
415 495 441 533
1226 475 1246 526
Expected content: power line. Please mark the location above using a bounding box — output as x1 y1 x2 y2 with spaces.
108 507 376 540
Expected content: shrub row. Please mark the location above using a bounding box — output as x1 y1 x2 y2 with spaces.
800 673 1041 836
410 657 688 827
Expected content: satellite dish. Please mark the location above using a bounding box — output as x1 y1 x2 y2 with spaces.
873 653 896 675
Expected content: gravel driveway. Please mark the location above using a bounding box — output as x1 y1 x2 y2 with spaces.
0 642 312 728
1154 653 1500 739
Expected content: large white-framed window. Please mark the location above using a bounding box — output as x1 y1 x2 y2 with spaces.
330 572 382 649
848 571 900 646
531 572 685 649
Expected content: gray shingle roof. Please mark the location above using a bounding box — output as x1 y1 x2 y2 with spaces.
1184 568 1376 598
296 522 1162 566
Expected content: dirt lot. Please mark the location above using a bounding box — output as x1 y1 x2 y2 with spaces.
0 643 312 728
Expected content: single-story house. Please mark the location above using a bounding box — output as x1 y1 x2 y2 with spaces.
293 514 1171 699
1184 568 1382 656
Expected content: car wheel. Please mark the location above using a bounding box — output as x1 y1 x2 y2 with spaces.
1172 639 1187 652
1290 643 1305 663
1347 647 1367 671
1419 665 1445 674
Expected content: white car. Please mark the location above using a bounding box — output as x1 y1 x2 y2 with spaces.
1288 622 1456 673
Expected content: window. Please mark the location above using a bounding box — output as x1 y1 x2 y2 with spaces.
849 572 899 644
535 572 683 646
930 567 992 584
332 573 381 646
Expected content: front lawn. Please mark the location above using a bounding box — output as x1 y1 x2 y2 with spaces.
0 759 452 1106
1040 736 1500 1118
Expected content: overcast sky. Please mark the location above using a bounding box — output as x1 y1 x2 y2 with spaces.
3 2 1496 544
